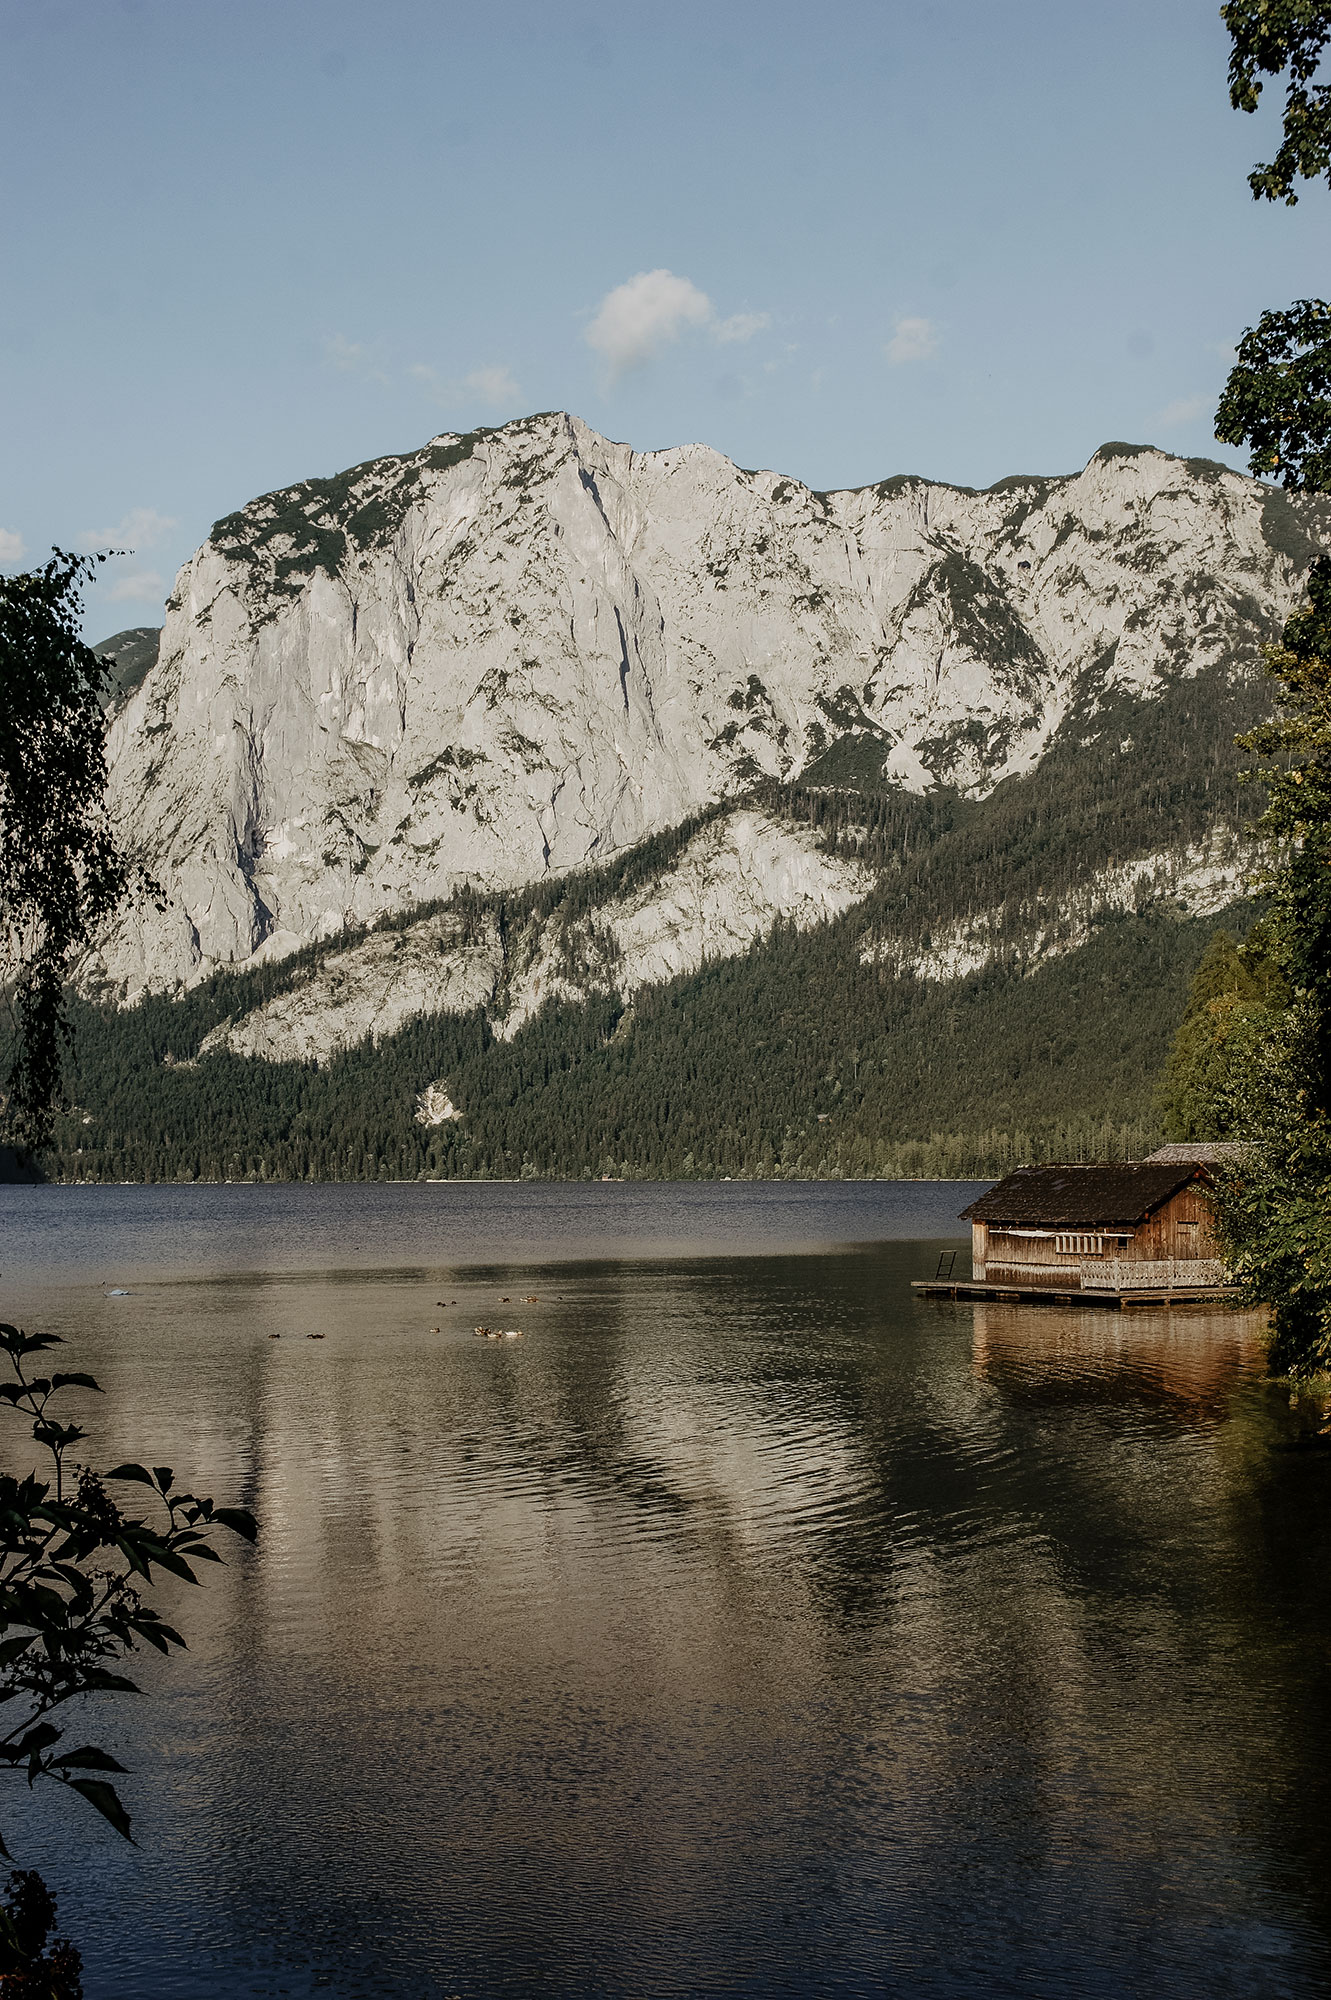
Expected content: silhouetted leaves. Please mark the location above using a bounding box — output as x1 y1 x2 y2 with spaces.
0 1318 258 1859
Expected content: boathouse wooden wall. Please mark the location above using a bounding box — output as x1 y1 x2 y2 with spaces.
973 1185 1221 1292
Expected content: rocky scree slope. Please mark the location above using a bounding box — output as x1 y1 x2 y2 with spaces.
91 413 1326 1049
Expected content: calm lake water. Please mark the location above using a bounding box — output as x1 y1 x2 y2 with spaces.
1 1180 1327 1998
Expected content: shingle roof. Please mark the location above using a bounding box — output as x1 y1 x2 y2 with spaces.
959 1162 1205 1227
1144 1143 1247 1163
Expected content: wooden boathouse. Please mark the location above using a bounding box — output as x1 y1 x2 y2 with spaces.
916 1157 1234 1308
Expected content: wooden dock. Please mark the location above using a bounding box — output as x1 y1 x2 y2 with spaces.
913 1279 1240 1311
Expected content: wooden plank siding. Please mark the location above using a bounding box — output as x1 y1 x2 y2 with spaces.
974 1186 1222 1292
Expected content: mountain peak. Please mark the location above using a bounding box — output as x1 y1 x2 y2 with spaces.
94 419 1323 1000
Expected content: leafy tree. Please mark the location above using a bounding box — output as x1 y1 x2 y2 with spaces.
1157 926 1285 1140
0 1319 255 1984
1214 300 1331 486
1202 7 1331 1373
1201 562 1331 1370
0 1870 84 1998
0 552 135 1159
1158 567 1331 1370
1223 0 1331 203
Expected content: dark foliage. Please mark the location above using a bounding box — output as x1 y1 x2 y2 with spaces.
0 554 134 1156
0 1871 82 1998
1223 0 1331 203
1156 925 1286 1140
1215 300 1331 488
0 1320 256 1854
1168 566 1331 1372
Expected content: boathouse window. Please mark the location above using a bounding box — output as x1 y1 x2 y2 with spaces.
1055 1233 1105 1255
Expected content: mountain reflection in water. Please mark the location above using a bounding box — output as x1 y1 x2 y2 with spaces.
1 1183 1328 1999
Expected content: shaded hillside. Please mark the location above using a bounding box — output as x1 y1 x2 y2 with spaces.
42 650 1271 1181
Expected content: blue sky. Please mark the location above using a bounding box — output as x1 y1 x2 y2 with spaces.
2 0 1328 638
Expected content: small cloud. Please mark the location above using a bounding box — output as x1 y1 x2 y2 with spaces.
78 506 176 554
885 316 938 365
1153 394 1208 428
0 528 26 566
461 364 522 405
108 570 165 604
714 311 770 345
323 332 391 386
325 332 367 372
411 361 523 410
585 268 713 374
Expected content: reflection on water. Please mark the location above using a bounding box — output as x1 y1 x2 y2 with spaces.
2 1187 1329 1998
972 1300 1256 1416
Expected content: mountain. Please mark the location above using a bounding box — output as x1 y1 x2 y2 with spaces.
50 412 1329 1182
91 626 160 711
92 413 1324 1000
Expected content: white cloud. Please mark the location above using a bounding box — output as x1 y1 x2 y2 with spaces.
885 316 939 365
323 332 391 386
462 364 522 405
78 507 177 554
326 333 367 372
585 269 714 374
1153 394 1208 428
715 311 770 345
0 529 26 566
411 361 523 409
108 570 166 604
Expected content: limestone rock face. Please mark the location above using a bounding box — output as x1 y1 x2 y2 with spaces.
95 413 1322 1000
200 807 873 1066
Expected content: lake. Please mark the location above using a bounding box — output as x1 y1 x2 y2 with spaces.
0 1180 1327 1998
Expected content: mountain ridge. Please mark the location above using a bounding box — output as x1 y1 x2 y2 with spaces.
47 411 1322 1180
90 411 1324 1014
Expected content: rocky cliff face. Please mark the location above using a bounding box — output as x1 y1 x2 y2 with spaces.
195 807 874 1065
95 412 1324 1004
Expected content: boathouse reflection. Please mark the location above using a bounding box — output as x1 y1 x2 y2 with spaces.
970 1299 1262 1418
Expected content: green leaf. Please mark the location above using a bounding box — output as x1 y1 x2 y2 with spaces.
131 1542 199 1586
15 1723 61 1759
212 1506 259 1544
51 1745 129 1774
79 1669 141 1694
67 1776 134 1841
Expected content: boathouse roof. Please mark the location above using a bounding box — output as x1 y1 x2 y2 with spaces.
1144 1143 1246 1164
959 1162 1207 1228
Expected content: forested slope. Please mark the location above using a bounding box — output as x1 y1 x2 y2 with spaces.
41 649 1266 1182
